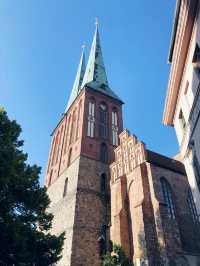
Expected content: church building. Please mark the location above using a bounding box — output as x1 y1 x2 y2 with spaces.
44 24 200 266
45 23 123 266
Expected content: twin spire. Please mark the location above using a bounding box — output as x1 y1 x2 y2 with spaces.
65 22 120 112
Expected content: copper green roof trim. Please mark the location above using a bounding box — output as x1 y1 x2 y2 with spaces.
81 23 122 102
65 47 86 112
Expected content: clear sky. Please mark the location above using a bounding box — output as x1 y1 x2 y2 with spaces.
0 0 178 184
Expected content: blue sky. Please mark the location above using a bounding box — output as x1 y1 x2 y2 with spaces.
0 0 178 184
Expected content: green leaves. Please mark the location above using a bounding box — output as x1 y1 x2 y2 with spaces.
102 244 133 266
0 109 64 265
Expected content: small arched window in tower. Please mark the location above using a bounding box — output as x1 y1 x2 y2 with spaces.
63 178 68 198
67 148 72 167
160 177 176 219
100 143 108 163
187 189 198 222
100 173 107 194
112 108 118 146
99 103 108 139
87 100 95 137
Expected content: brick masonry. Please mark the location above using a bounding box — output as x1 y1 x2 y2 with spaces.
110 130 200 266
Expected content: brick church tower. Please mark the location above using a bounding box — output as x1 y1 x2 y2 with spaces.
44 24 123 266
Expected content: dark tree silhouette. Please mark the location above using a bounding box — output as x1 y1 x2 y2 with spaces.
0 108 64 265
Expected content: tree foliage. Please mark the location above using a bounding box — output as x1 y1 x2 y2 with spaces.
102 244 133 266
0 108 64 265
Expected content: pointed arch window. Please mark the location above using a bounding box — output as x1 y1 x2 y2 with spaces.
87 100 95 138
161 178 176 219
100 173 107 194
99 103 108 139
100 143 108 163
63 178 68 198
112 108 118 146
187 189 198 222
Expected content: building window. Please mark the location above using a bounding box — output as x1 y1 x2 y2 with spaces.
161 178 176 219
67 148 72 167
179 109 186 130
100 173 107 193
87 101 95 137
187 189 198 222
112 109 118 146
192 43 200 63
63 178 68 197
100 143 108 163
98 225 107 256
193 152 200 192
99 103 108 139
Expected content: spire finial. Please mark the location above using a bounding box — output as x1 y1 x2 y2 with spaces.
81 43 86 51
95 17 99 27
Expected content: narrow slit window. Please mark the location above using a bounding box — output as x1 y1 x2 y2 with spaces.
63 178 68 197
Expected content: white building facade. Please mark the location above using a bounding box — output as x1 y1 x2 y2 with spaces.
163 0 200 216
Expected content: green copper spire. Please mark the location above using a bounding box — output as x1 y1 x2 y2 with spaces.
81 21 122 102
65 46 86 112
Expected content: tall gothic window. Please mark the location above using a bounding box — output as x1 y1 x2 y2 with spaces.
63 178 68 198
100 143 108 163
193 152 200 192
112 109 118 146
64 115 71 154
161 177 176 219
101 173 107 194
187 189 198 222
99 103 108 139
87 101 95 137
